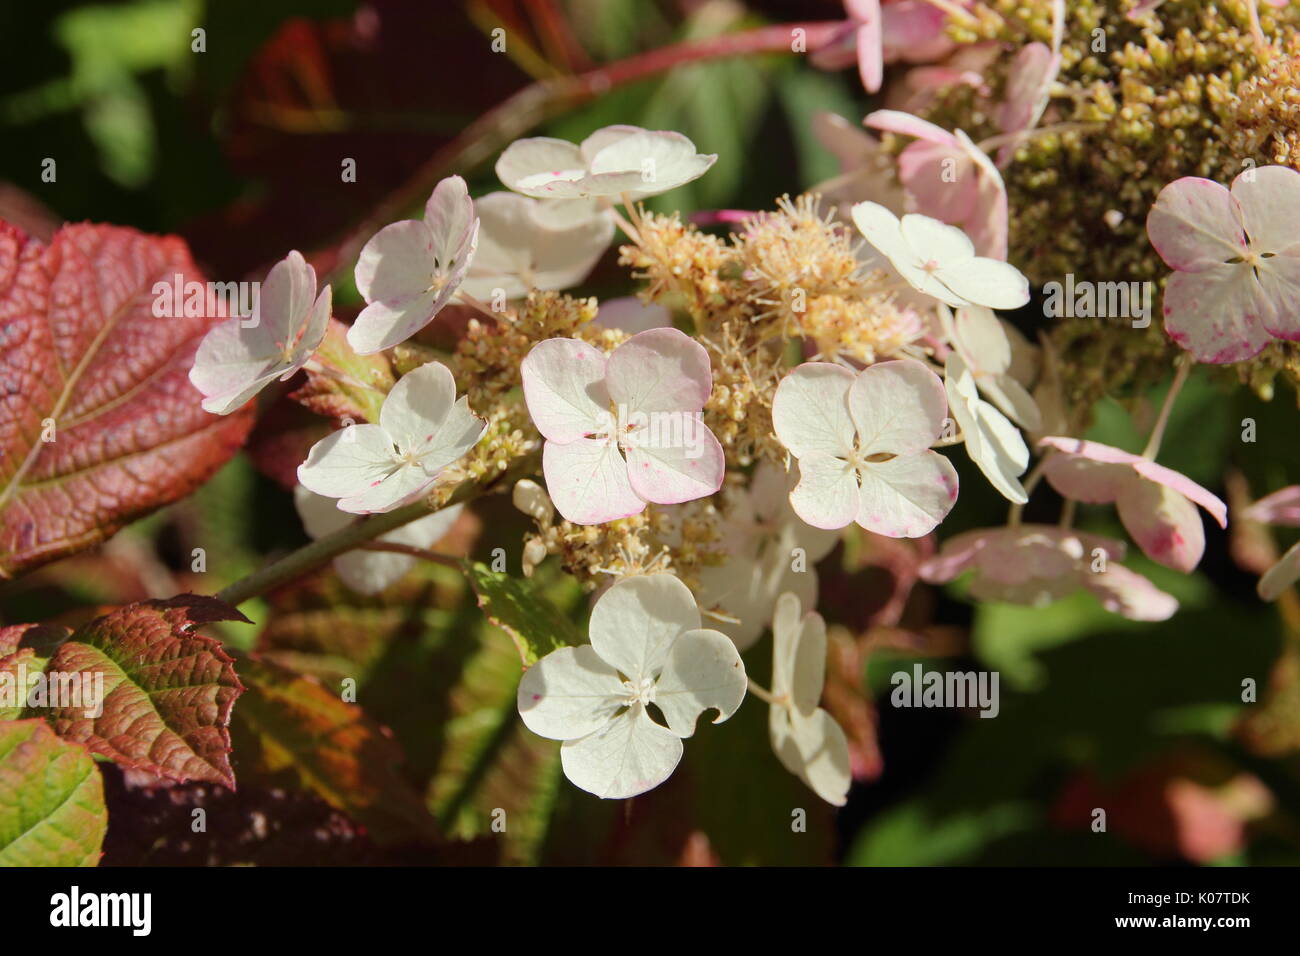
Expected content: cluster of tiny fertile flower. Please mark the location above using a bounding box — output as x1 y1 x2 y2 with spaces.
621 194 919 468
919 0 1300 405
521 496 725 591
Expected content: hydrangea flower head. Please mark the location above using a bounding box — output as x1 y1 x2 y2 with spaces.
850 202 1029 309
458 193 613 300
1146 165 1300 364
496 125 716 200
294 486 463 594
517 573 747 799
771 359 958 537
920 525 1178 621
189 250 331 415
520 327 725 525
349 175 478 355
768 592 851 806
297 360 486 514
1039 436 1228 574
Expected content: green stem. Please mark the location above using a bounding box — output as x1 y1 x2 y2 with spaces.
216 452 539 607
1141 354 1193 460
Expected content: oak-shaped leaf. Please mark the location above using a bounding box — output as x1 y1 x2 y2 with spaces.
0 221 254 577
228 652 439 845
33 595 248 788
0 718 107 866
465 560 582 666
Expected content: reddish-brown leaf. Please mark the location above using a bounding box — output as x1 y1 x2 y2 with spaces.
0 221 253 577
42 595 248 788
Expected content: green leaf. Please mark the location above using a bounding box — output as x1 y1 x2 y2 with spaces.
228 652 439 845
849 800 1037 866
39 595 248 787
0 719 106 866
464 561 582 666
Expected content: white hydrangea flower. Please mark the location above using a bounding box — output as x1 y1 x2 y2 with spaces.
349 175 479 355
768 593 851 807
944 352 1030 504
189 250 331 415
771 359 959 537
517 574 747 800
294 486 463 594
297 360 486 514
696 463 839 651
496 125 716 200
458 193 613 300
941 303 1042 431
850 202 1030 310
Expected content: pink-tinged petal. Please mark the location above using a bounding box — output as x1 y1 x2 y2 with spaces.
917 527 993 582
521 337 610 443
423 175 476 266
578 125 646 164
416 396 487 473
1039 436 1228 528
495 137 586 198
1082 563 1179 622
772 363 857 459
1116 478 1206 573
606 327 713 415
789 455 861 530
966 154 1010 260
1040 452 1132 504
996 43 1059 138
881 1 950 57
296 424 394 500
847 358 948 455
1130 461 1227 529
1243 485 1300 527
586 131 717 199
1230 164 1300 253
347 288 442 355
1161 265 1273 364
258 249 319 348
1259 540 1300 602
338 464 435 515
854 5 884 94
354 218 435 304
898 140 978 224
624 422 725 505
1147 177 1247 271
1255 252 1300 342
589 573 700 681
379 360 457 442
190 317 282 414
517 645 626 741
864 109 957 145
856 450 958 538
542 438 644 525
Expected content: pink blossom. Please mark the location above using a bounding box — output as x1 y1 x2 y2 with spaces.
919 525 1178 621
520 328 725 525
1146 165 1300 363
1038 436 1228 573
864 109 1009 259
